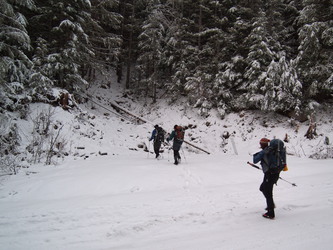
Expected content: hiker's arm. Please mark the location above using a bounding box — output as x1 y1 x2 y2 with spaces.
167 131 175 141
149 129 156 141
253 150 265 164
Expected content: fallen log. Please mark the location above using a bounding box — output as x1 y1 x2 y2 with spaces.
109 101 150 125
184 140 210 155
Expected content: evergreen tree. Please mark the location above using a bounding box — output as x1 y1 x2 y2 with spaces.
242 16 278 97
87 0 122 83
29 0 94 91
136 1 169 103
295 0 333 101
165 9 193 97
240 0 293 112
210 2 254 114
279 0 302 59
119 0 144 89
261 56 302 114
213 55 244 117
3 0 330 117
170 0 234 111
0 0 35 111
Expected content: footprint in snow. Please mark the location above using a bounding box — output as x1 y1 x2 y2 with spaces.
130 186 140 193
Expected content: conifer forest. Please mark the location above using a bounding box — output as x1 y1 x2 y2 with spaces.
1 0 333 118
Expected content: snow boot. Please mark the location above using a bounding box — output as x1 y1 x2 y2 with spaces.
262 213 275 219
263 207 275 219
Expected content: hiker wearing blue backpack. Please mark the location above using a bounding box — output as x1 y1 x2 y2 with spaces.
149 125 165 159
166 125 185 165
253 138 283 219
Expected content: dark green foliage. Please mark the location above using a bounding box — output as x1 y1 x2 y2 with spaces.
1 0 332 116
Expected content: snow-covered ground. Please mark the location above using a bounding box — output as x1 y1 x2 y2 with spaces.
1 83 333 249
1 152 333 250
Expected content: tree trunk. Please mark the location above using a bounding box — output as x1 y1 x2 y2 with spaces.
126 1 135 89
198 1 202 50
153 60 157 103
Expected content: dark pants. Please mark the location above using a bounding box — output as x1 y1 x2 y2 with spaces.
260 172 280 217
154 140 162 157
173 139 183 163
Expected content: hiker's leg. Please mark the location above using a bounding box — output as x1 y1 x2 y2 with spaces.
265 174 278 216
154 141 161 157
153 142 159 156
260 175 274 210
173 150 178 161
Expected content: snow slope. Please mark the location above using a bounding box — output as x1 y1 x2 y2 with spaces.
1 83 333 250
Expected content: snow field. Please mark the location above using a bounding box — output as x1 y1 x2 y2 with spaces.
1 151 333 250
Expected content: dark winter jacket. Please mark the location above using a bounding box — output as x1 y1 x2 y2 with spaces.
167 130 176 142
167 131 183 151
253 149 269 173
150 127 164 143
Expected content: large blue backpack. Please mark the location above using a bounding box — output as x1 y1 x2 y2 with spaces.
264 139 287 173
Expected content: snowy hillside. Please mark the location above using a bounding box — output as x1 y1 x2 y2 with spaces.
52 82 333 159
1 83 333 250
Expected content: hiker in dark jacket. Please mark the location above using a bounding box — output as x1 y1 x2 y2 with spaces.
166 125 184 165
253 138 280 219
149 125 164 158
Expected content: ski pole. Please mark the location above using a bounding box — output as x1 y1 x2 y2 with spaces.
167 147 170 162
247 162 297 187
247 161 261 170
181 147 187 163
278 176 297 187
167 142 171 162
148 140 150 158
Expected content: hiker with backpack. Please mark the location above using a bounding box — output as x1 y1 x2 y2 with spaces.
166 125 185 165
253 138 287 219
149 125 165 159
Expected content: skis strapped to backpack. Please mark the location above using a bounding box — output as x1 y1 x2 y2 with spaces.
175 126 185 141
264 139 287 173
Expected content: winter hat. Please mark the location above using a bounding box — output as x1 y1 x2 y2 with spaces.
259 138 270 148
154 124 159 129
